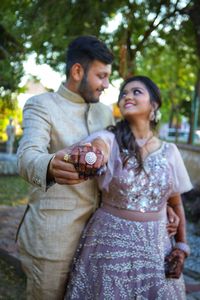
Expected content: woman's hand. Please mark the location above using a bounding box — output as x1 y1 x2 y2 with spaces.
165 248 186 278
69 144 105 179
48 138 109 183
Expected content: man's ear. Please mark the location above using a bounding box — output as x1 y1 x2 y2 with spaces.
70 63 84 81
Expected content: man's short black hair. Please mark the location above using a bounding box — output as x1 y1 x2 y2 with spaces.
66 35 114 78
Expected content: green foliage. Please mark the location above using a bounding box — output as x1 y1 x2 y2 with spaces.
137 41 197 124
134 10 198 126
105 1 195 77
0 0 26 107
0 95 23 141
0 1 198 80
8 0 122 72
0 58 24 92
0 0 199 142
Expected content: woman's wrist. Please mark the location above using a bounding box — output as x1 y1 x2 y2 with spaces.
174 242 190 257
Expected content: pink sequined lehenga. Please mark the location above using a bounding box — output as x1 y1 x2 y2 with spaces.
65 131 192 300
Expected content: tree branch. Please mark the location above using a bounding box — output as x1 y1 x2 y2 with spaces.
135 1 191 53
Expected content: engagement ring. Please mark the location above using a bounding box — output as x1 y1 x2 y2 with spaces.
85 152 97 165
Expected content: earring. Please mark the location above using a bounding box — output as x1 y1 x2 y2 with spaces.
155 110 162 122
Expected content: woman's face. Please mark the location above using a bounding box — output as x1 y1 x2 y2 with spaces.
118 80 153 121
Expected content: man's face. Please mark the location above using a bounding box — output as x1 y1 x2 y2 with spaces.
78 60 112 103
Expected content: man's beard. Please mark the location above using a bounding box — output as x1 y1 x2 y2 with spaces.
78 74 100 103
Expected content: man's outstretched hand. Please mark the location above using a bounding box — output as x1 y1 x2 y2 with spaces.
167 206 180 237
47 143 106 184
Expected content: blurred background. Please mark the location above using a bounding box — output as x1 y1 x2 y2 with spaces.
1 0 200 145
0 0 200 299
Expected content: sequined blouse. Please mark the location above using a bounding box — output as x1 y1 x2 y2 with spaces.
85 130 192 213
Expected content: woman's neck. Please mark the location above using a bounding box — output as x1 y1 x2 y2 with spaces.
129 121 152 139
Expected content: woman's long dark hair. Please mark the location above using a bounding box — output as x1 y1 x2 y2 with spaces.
108 75 162 173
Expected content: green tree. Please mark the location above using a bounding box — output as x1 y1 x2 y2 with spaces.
5 0 122 71
105 1 194 77
183 0 200 143
136 12 197 140
1 1 194 76
1 0 199 144
0 1 25 95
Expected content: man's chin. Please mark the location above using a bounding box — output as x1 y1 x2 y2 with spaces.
91 98 99 103
85 98 99 103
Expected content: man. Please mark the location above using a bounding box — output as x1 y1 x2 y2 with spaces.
17 35 114 299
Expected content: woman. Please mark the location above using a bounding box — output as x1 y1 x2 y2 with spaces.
64 76 192 299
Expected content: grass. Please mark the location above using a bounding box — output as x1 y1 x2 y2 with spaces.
0 175 28 298
0 258 26 300
0 176 29 206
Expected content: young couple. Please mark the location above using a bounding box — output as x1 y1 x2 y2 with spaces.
17 35 192 299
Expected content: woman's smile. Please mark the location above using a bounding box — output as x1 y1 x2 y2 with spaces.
124 101 136 109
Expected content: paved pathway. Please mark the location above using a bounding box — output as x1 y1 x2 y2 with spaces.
0 205 200 299
0 205 24 275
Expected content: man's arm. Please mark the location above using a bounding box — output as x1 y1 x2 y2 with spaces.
166 205 180 237
18 96 84 189
168 194 187 243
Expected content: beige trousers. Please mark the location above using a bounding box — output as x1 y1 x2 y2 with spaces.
19 247 70 300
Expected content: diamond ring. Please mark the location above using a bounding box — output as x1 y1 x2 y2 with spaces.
63 153 71 162
85 152 97 165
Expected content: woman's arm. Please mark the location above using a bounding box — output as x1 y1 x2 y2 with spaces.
91 138 110 164
165 193 190 278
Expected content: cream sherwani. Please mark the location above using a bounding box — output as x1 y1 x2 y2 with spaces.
17 83 114 299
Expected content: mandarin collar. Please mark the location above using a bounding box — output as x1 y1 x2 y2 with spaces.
57 83 86 104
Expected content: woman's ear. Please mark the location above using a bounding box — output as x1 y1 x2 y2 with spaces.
70 63 84 82
149 110 155 121
151 102 158 111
